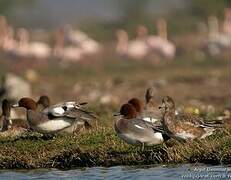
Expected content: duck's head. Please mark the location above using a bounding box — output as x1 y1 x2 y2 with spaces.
115 103 137 119
2 99 11 117
37 95 50 109
13 97 37 110
128 98 143 114
159 96 175 113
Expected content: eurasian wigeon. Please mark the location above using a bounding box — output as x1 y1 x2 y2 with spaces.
12 97 96 134
159 96 220 141
128 95 161 124
114 103 169 150
1 99 29 132
37 95 98 131
36 95 50 111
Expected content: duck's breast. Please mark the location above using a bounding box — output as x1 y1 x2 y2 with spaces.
36 118 72 132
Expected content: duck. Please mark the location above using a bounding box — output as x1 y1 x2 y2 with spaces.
1 99 29 132
37 95 98 132
114 103 169 150
127 88 162 124
36 95 50 111
159 96 220 141
12 97 97 134
41 99 97 130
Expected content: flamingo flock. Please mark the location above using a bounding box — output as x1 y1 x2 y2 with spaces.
116 18 176 60
1 8 231 63
0 16 101 62
205 8 231 55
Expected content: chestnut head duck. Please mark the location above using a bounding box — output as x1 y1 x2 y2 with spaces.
114 103 169 150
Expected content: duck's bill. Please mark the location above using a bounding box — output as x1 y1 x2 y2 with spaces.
113 113 121 116
11 103 19 108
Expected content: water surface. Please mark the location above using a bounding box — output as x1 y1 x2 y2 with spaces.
1 164 231 180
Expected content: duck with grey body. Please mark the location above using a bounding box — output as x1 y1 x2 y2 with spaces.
114 103 169 150
12 97 97 134
38 95 97 132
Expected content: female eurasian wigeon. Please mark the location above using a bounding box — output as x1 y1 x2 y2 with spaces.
114 103 169 150
12 97 97 134
159 96 220 141
128 94 161 124
36 95 51 111
1 99 29 132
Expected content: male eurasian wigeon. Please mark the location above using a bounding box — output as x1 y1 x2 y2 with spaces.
1 99 29 132
36 95 98 131
114 103 169 150
12 97 97 134
159 96 220 141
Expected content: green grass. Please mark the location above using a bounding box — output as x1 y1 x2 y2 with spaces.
1 126 231 169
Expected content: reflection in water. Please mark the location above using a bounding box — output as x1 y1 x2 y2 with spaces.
1 164 230 180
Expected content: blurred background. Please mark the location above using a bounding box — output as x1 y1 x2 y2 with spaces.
1 0 231 121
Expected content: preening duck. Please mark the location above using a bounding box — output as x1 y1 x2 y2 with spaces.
12 97 96 134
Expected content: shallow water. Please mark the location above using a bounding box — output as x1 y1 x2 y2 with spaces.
1 164 231 180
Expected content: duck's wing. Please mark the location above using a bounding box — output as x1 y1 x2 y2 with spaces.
42 101 87 117
63 107 97 122
176 113 204 125
176 113 222 128
126 118 163 136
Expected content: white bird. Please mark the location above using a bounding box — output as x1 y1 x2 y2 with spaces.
116 27 149 60
63 25 101 55
146 18 176 59
2 26 17 53
206 15 231 55
15 28 51 59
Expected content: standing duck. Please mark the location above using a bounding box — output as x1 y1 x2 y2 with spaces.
159 96 220 141
114 103 169 150
12 97 97 134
